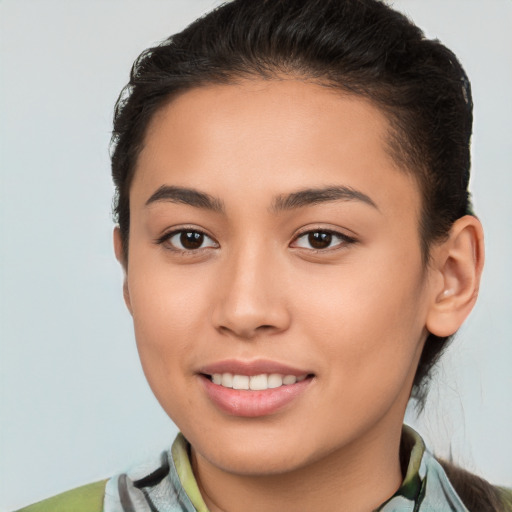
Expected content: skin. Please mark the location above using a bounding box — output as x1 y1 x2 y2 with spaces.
114 79 484 512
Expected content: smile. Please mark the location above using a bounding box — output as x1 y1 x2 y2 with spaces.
209 373 308 390
199 362 314 417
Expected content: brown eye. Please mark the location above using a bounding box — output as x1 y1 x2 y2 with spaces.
292 229 356 251
308 231 332 249
180 231 204 249
163 229 218 251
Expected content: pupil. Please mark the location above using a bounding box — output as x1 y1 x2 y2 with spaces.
308 231 332 249
180 231 203 249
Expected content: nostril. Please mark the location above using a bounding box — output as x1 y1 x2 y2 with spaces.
217 323 278 339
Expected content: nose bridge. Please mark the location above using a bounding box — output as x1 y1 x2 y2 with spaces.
213 238 289 338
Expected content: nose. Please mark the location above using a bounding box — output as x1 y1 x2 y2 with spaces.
211 245 291 340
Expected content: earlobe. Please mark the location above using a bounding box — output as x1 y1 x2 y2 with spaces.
426 215 484 337
113 227 133 315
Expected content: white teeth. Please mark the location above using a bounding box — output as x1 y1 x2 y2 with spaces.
210 372 308 390
232 375 250 390
267 374 283 388
249 374 268 390
283 375 297 385
221 373 233 388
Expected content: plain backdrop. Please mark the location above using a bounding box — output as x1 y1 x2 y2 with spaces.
1 0 511 509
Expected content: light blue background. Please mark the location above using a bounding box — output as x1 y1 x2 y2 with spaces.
1 1 511 509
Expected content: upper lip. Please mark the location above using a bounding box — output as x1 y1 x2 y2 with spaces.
199 359 312 377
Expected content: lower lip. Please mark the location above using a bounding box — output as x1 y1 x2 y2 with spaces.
200 375 313 417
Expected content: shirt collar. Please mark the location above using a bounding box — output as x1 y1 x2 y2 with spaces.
170 425 466 512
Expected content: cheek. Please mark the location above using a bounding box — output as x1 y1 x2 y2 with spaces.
294 250 428 380
292 273 427 437
126 272 211 425
126 257 213 380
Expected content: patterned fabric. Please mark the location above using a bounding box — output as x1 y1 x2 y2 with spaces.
103 425 469 512
15 480 107 512
16 426 511 511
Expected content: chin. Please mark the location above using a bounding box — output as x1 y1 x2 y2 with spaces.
201 446 311 476
187 423 327 476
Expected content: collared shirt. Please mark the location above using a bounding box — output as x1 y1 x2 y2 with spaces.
103 426 469 512
17 426 511 511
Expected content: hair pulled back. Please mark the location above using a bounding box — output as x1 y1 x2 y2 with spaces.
110 0 474 405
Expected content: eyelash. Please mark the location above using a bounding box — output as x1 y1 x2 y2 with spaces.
156 228 357 254
290 229 357 252
156 228 218 253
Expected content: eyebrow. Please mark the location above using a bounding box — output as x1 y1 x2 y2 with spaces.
145 184 377 214
145 185 225 213
271 186 378 212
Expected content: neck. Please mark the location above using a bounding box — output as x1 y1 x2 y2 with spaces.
191 421 405 512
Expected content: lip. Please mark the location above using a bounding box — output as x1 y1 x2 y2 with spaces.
199 359 311 377
198 359 314 417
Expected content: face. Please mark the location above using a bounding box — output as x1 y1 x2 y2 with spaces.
119 79 436 476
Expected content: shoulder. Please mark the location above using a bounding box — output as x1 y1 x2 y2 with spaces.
14 479 107 512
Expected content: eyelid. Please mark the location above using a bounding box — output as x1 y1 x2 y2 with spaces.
290 227 357 251
155 226 219 252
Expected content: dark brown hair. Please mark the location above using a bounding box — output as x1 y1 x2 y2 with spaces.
439 459 506 512
110 2 506 508
111 0 473 405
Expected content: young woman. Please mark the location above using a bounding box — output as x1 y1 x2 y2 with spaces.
15 0 511 510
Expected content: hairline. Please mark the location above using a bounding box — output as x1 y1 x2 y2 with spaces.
116 73 437 266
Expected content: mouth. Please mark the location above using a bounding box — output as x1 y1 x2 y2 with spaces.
204 372 311 390
198 361 315 417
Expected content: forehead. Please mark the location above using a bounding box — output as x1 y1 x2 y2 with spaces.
133 79 421 220
142 79 391 167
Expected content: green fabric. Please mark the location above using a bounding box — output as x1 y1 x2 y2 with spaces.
171 433 210 512
395 424 425 500
13 431 512 511
15 479 107 512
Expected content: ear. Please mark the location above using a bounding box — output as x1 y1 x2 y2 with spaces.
113 227 133 315
426 215 484 337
